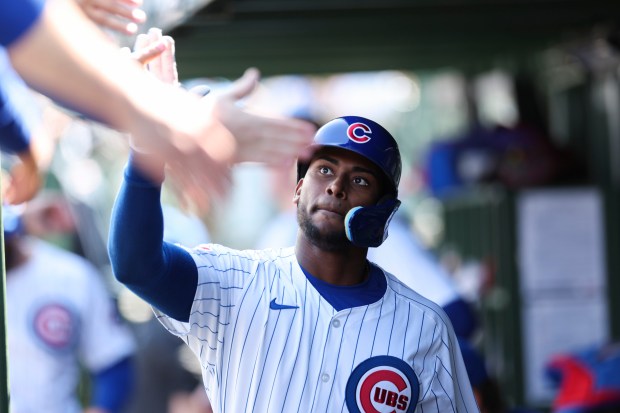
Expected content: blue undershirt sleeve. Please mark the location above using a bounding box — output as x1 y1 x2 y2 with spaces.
0 49 33 154
108 154 197 322
90 356 134 413
0 0 44 47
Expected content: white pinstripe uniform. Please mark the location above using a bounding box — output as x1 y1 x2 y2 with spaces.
156 245 479 413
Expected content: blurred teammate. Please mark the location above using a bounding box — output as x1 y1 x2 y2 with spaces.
4 198 136 413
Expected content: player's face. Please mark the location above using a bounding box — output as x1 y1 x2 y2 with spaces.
294 147 385 251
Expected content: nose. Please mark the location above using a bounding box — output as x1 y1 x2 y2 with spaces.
326 176 346 199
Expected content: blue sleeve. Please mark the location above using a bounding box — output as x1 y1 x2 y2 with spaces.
108 154 198 322
90 356 134 413
0 49 33 154
0 0 45 47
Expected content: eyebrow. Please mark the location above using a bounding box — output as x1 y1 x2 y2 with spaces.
315 155 380 178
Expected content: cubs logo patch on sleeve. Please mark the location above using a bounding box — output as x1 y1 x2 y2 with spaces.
345 356 419 413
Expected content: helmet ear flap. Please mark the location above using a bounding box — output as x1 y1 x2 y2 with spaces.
344 198 401 248
296 160 308 183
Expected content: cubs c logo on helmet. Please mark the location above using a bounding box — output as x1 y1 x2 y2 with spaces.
346 356 419 413
347 122 372 143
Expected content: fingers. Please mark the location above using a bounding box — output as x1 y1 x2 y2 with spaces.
212 96 316 166
165 156 231 214
159 36 178 86
130 39 167 65
79 0 146 35
146 28 164 79
222 68 260 101
133 32 151 65
188 84 211 97
133 28 178 85
90 0 146 22
3 163 42 205
81 7 136 34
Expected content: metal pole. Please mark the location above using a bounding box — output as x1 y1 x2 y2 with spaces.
0 158 9 412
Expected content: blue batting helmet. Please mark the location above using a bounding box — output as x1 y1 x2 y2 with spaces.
297 115 402 248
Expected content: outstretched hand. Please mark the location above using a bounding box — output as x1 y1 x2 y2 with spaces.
77 0 146 35
127 28 316 212
208 68 316 167
128 28 230 211
2 151 43 205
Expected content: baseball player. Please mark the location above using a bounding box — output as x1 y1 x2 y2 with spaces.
256 172 478 339
4 202 136 413
256 110 477 339
109 115 479 412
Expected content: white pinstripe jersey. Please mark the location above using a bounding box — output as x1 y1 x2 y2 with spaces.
7 238 136 413
156 245 479 413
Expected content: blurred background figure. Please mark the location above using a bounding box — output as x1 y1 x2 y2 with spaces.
546 342 620 413
424 72 582 199
3 194 136 413
459 337 541 413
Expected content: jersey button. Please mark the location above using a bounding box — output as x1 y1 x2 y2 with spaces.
332 319 341 328
321 373 330 382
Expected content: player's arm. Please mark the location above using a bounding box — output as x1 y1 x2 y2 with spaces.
108 153 198 322
0 50 59 204
6 0 314 211
5 0 231 207
0 76 30 154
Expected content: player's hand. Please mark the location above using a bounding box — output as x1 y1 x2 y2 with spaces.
134 28 178 85
207 68 316 168
128 39 167 66
127 30 314 212
76 0 146 35
128 28 231 211
2 108 62 205
21 192 76 236
2 150 42 205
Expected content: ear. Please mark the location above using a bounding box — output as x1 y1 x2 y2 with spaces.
293 178 303 204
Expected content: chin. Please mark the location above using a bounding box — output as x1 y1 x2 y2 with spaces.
305 224 349 251
298 207 349 250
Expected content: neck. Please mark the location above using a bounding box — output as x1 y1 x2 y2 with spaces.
295 234 369 286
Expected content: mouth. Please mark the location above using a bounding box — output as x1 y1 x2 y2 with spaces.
315 205 344 217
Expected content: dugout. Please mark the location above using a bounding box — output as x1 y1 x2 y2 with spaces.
3 1 620 412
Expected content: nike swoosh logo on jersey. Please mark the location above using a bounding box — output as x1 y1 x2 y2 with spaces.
270 298 299 310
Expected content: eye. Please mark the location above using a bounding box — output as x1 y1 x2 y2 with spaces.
353 176 370 186
318 166 333 175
